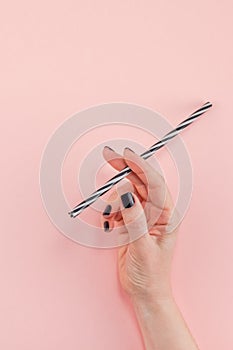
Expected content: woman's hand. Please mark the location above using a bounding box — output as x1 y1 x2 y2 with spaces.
100 146 199 350
100 146 179 303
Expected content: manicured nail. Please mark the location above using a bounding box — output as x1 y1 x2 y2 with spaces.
103 204 112 216
104 145 114 151
104 221 110 232
121 192 135 208
124 147 135 153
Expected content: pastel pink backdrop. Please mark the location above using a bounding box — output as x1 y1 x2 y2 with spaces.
1 1 232 349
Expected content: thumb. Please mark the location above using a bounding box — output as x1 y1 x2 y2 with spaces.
119 191 150 253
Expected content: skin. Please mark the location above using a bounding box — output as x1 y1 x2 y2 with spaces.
100 146 199 350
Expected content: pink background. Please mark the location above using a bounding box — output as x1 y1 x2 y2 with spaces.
1 1 233 349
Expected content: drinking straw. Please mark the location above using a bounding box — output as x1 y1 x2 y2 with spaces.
68 102 212 218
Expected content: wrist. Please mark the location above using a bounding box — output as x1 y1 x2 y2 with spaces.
131 295 177 326
130 289 175 313
129 281 173 305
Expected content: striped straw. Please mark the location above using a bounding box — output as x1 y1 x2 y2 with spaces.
69 102 212 218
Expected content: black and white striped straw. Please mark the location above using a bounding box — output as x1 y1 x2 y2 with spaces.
68 102 212 218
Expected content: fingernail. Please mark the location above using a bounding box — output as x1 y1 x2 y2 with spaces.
104 221 110 232
104 145 114 151
103 204 112 216
124 147 135 153
121 192 135 208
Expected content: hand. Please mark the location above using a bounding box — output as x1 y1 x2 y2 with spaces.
100 147 199 350
101 146 180 303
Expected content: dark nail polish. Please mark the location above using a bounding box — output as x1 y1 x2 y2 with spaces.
125 147 135 153
103 204 112 216
104 221 110 232
104 145 114 151
121 192 135 208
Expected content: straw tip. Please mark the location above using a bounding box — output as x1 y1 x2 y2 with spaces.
205 101 212 107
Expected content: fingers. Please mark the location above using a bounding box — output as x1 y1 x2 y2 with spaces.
101 145 174 237
100 190 121 232
103 146 127 171
103 146 147 200
123 147 173 210
100 180 134 232
119 191 151 254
